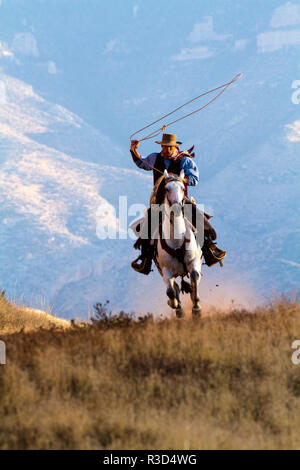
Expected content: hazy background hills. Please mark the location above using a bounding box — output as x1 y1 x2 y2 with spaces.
0 0 299 317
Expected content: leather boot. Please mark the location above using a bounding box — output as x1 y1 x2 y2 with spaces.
131 239 154 275
202 234 226 267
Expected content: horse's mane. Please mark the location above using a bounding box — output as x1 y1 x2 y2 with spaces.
150 175 165 205
150 174 186 205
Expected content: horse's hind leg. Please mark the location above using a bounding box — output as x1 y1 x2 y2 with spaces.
190 269 202 317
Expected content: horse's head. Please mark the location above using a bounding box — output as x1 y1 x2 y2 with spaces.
163 169 186 215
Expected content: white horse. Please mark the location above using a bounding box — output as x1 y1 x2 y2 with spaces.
154 169 203 317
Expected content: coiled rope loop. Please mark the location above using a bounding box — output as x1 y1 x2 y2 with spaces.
130 73 243 142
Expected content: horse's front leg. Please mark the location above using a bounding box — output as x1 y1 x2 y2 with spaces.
174 280 184 318
190 269 201 317
162 268 177 308
187 252 202 317
162 268 183 317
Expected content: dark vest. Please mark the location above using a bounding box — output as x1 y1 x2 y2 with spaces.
153 153 182 184
153 153 187 195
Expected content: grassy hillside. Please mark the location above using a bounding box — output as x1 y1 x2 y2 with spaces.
0 296 70 334
0 295 299 450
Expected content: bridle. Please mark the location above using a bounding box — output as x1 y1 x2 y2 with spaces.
159 177 190 269
164 176 186 214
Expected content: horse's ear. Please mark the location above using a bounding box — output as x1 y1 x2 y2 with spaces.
180 169 185 180
164 169 169 178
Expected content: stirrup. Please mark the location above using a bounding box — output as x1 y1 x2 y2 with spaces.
131 255 153 275
202 243 226 267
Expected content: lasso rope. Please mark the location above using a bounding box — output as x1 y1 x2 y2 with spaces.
130 73 243 142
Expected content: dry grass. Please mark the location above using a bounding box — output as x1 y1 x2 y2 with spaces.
0 295 300 449
0 296 70 334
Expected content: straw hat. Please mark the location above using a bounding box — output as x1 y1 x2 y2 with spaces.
155 133 182 146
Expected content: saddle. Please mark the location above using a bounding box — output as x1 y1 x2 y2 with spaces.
131 215 226 274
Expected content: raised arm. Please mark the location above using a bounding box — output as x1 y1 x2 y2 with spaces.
130 140 156 171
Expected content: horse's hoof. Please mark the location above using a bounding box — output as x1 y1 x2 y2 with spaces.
168 298 178 309
175 308 185 318
192 307 202 318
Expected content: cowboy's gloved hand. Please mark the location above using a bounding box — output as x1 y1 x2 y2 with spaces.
130 140 140 152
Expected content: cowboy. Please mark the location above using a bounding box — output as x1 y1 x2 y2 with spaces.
130 133 225 274
130 133 199 187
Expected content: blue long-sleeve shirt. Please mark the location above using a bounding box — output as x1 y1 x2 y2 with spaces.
132 152 199 186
